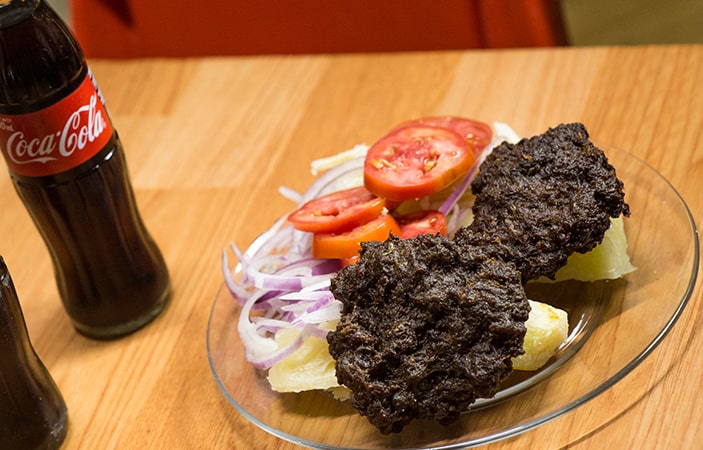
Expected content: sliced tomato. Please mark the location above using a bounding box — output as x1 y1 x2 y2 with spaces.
287 186 385 233
395 210 447 239
364 125 476 202
393 116 493 154
311 213 401 259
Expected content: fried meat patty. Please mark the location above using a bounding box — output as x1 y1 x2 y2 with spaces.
328 234 529 434
327 122 629 434
456 122 630 282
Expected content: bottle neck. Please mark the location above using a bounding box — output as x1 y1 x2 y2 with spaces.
0 0 41 28
0 0 86 113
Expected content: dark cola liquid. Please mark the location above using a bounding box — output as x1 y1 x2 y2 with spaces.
0 258 68 450
0 0 171 339
12 138 172 338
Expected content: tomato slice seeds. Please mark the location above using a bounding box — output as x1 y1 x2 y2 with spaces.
364 125 476 202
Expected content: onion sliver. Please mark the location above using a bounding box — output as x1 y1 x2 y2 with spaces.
223 216 340 368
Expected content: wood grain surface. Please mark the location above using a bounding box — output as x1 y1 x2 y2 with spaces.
0 45 701 449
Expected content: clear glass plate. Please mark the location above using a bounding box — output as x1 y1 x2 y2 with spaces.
207 145 699 449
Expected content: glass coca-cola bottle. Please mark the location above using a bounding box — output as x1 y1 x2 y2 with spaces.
0 256 68 449
0 0 171 339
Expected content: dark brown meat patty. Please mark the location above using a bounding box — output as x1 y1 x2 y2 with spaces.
327 234 529 434
455 122 630 282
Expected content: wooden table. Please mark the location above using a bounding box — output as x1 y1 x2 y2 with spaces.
1 45 701 449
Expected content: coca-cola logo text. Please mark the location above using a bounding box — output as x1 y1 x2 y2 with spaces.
6 94 108 166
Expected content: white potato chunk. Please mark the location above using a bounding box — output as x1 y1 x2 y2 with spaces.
548 216 636 282
267 321 340 393
512 300 569 371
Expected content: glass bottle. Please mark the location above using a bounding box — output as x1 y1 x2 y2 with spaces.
0 0 171 339
0 256 68 449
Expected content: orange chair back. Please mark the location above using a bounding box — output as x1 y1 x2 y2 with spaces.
70 0 568 58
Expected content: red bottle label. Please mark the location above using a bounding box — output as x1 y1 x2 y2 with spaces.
0 74 114 177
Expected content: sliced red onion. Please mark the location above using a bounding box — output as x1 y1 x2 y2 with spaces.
294 299 342 325
224 215 340 368
438 161 481 217
244 324 319 369
273 258 341 277
278 185 302 204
